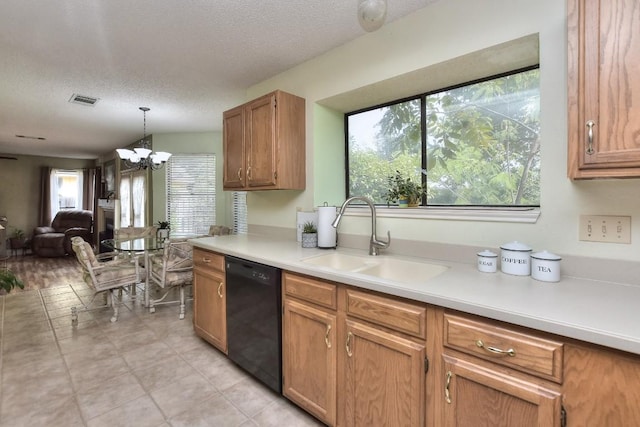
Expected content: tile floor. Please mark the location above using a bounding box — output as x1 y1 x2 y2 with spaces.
0 282 324 427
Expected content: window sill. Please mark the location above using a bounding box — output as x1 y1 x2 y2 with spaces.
344 206 540 224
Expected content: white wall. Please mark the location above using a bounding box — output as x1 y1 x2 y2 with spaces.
243 0 640 262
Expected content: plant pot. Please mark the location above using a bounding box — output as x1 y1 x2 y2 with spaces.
398 197 409 208
301 233 318 248
9 237 26 250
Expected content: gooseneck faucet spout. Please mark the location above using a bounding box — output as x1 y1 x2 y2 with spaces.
332 196 390 256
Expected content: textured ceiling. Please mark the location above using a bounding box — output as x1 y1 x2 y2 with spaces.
0 0 434 159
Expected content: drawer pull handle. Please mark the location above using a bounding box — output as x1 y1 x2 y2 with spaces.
346 331 353 357
202 257 211 264
217 282 223 298
586 120 595 155
476 340 516 357
444 371 452 404
237 167 242 180
325 324 332 349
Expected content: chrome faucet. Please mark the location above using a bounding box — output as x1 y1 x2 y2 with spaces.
332 196 390 256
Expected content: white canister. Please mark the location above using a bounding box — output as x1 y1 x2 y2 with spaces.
530 251 562 282
500 241 532 276
477 250 498 273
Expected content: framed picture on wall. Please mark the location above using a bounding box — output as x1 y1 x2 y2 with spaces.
103 160 115 197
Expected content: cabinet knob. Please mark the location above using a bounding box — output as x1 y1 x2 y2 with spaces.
586 120 595 155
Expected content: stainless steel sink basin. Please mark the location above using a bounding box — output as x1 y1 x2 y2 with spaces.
301 252 448 284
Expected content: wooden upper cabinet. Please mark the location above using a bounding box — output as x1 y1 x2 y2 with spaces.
568 0 640 178
222 105 245 189
222 90 306 190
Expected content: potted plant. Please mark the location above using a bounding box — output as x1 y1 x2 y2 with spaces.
9 227 26 250
301 221 318 248
385 170 426 207
157 221 170 240
0 270 24 294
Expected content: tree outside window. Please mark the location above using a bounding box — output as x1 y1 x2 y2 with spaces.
347 67 540 207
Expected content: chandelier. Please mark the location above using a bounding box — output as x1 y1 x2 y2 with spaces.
116 107 171 170
358 0 387 32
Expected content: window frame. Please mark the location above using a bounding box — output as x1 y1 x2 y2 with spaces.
345 65 541 212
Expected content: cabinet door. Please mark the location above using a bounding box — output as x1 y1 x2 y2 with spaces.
343 319 425 427
442 354 561 427
193 266 227 353
568 0 640 178
245 93 277 188
223 105 245 188
283 298 337 426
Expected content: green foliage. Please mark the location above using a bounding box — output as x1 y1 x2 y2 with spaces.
157 221 170 230
386 170 425 205
0 270 24 293
302 221 317 233
10 227 25 239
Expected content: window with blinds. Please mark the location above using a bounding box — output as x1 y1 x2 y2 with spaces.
166 154 216 237
232 191 247 234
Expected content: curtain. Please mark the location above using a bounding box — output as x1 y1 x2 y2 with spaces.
38 166 52 226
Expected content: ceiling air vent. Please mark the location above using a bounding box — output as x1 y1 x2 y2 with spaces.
69 93 99 106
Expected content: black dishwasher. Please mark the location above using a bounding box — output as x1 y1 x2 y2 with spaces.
225 255 282 394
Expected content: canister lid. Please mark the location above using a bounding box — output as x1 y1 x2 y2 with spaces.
531 250 562 261
477 250 497 258
500 241 532 252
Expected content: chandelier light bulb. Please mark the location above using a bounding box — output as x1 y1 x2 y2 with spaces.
358 0 387 32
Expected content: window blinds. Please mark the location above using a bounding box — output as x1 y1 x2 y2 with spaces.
232 191 247 234
166 154 216 237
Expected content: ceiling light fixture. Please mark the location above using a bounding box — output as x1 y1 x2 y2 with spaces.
358 0 387 32
116 107 171 170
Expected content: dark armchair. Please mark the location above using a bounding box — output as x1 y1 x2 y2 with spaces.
32 209 93 257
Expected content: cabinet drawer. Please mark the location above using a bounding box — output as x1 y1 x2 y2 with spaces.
193 248 225 271
283 272 337 310
444 313 563 383
345 289 426 339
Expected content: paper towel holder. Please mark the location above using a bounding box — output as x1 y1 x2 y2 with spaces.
317 202 338 249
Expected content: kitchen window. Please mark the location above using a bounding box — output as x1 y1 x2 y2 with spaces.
346 66 540 208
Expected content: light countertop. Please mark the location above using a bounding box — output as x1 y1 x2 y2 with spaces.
190 233 640 356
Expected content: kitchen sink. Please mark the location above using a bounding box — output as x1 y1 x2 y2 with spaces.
301 252 449 284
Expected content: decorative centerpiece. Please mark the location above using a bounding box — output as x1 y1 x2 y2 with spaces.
301 221 318 248
385 170 426 207
157 221 170 240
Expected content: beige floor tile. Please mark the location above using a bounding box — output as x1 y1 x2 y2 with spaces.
52 318 101 340
252 398 324 427
133 355 201 391
1 328 56 352
1 353 67 384
62 339 121 368
168 393 248 427
196 357 248 392
1 340 60 368
0 394 84 427
57 330 111 355
108 327 159 352
86 394 165 427
151 372 219 418
122 340 176 371
1 371 74 419
222 376 280 418
76 371 146 420
67 354 131 393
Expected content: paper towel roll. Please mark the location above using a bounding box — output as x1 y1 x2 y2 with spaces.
317 205 337 248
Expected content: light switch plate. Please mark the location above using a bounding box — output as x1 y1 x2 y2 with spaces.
579 215 631 244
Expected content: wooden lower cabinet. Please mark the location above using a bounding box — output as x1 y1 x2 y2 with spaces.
563 343 640 426
343 319 426 427
282 298 337 426
193 262 227 353
442 354 562 427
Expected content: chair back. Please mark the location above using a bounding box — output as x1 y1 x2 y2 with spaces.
150 240 193 288
71 236 100 288
114 226 158 240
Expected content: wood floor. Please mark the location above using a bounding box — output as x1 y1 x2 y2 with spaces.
2 254 81 292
